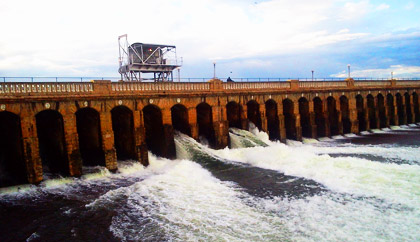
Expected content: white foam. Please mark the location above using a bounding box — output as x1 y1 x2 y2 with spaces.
360 131 371 135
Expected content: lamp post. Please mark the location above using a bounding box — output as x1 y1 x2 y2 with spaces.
347 64 351 79
391 71 394 80
311 70 314 81
213 62 216 79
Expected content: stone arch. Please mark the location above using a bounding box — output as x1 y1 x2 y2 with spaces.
366 94 377 129
413 92 420 123
143 104 176 158
404 92 413 124
386 94 395 126
327 96 339 136
226 101 242 129
35 109 69 175
0 111 27 187
377 94 387 128
247 100 262 130
265 99 280 141
111 105 136 161
313 97 326 137
75 107 105 166
283 98 296 140
396 93 405 125
171 104 191 136
196 102 216 147
298 97 311 138
340 96 351 134
356 94 366 132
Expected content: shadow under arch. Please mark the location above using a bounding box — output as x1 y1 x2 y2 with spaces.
196 102 216 147
356 94 366 132
377 94 387 128
283 98 296 140
143 104 176 159
36 109 69 175
327 96 339 136
367 94 377 129
265 99 280 141
414 92 420 123
313 97 326 138
226 101 242 129
0 111 27 187
247 100 262 130
298 97 311 138
111 105 136 161
76 107 105 166
340 95 351 134
396 93 405 125
171 104 191 136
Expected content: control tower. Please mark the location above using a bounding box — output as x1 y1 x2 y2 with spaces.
118 34 182 82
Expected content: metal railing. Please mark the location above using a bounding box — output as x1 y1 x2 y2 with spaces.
2 76 420 83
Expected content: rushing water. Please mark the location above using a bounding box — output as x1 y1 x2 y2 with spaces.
1 125 420 241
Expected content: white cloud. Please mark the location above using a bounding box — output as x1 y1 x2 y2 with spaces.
405 2 415 10
331 65 420 78
376 3 390 11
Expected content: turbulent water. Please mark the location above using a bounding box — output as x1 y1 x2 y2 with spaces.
1 125 420 241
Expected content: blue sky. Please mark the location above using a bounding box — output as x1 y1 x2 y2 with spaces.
0 0 419 79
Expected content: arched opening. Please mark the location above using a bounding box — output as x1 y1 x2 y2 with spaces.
247 100 262 130
313 97 326 137
143 104 169 158
367 94 377 129
356 95 366 132
298 97 311 138
76 108 105 166
265 99 280 140
386 94 395 126
111 106 136 161
283 99 296 140
340 96 351 134
377 94 387 128
196 102 216 147
396 93 404 125
0 111 27 187
36 110 69 175
327 97 339 136
171 104 191 136
405 92 413 124
226 101 242 129
413 92 420 123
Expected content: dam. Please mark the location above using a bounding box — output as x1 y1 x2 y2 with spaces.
0 78 419 186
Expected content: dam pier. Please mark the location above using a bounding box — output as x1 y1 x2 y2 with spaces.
1 78 420 186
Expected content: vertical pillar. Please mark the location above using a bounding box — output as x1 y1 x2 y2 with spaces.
323 100 331 137
393 97 399 126
212 104 228 149
336 98 343 135
401 96 407 125
62 112 82 176
363 98 370 131
188 107 199 140
383 99 390 128
20 115 43 184
161 108 176 159
100 112 117 171
293 101 302 141
374 97 380 129
277 102 287 142
240 103 249 130
134 110 148 166
308 100 317 138
348 97 359 134
260 104 267 132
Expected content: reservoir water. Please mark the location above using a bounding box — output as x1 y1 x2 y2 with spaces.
1 125 419 241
